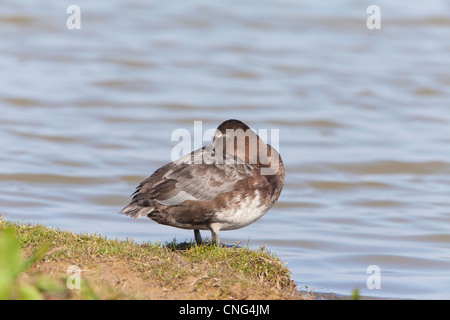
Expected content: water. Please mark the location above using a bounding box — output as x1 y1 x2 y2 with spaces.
1 0 450 299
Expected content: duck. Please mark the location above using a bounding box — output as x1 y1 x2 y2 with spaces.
120 119 284 245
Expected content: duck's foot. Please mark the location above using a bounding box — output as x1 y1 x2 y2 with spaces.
203 240 242 248
194 229 241 248
218 242 242 248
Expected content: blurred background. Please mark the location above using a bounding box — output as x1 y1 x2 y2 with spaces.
1 0 449 299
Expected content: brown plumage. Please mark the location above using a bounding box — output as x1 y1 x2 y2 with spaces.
120 119 284 245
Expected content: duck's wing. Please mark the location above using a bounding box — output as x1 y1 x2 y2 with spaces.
120 148 253 218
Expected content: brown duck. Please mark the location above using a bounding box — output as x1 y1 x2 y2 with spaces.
120 119 284 245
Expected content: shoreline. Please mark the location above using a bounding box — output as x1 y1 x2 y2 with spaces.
0 218 316 300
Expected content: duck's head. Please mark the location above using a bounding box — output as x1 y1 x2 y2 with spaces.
212 119 280 174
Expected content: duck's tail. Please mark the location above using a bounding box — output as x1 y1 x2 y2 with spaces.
119 203 153 218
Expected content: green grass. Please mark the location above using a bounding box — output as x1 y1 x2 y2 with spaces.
0 226 49 299
0 218 306 300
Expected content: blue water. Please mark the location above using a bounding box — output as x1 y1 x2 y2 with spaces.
1 0 450 299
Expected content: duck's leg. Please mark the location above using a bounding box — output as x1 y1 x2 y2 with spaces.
194 229 202 245
209 224 221 246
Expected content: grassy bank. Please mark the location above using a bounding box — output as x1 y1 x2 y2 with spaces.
0 218 314 300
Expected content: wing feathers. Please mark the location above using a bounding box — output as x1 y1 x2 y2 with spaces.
119 147 254 219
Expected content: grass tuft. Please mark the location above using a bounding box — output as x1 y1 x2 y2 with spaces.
0 218 311 300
